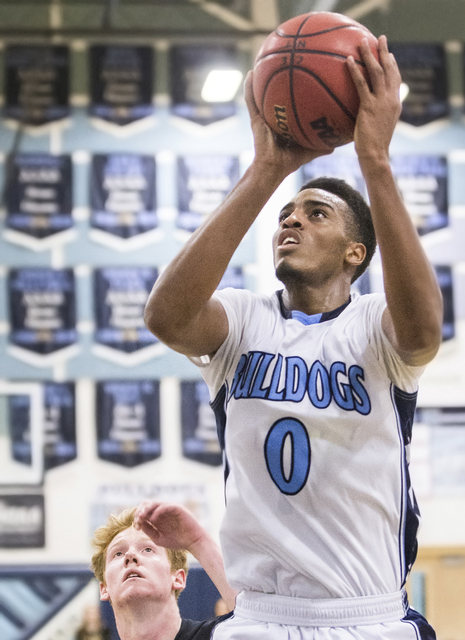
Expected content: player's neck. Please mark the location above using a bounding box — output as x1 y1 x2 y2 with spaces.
113 597 182 640
282 281 351 316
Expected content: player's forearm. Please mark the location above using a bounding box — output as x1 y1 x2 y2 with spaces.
188 532 238 611
361 158 443 362
144 162 285 342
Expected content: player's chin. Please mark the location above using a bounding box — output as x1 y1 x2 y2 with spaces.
275 262 306 286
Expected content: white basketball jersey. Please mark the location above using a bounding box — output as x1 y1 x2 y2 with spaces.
195 289 424 600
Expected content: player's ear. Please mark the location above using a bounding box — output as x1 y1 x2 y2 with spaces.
345 241 366 267
172 569 186 593
99 582 110 602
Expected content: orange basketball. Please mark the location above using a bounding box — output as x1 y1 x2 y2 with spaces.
252 12 379 150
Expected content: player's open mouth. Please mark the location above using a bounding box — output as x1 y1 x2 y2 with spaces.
124 571 142 581
277 230 300 248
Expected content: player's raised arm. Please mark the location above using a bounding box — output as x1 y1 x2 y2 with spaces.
134 501 238 611
347 36 443 366
144 72 330 358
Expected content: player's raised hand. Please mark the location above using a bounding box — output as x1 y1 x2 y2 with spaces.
347 35 401 161
134 501 203 552
244 71 332 175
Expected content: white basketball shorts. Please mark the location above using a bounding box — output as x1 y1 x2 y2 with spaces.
212 591 436 640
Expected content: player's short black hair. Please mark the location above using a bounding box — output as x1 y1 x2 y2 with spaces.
299 176 376 283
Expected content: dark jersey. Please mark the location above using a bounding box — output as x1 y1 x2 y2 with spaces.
175 613 233 640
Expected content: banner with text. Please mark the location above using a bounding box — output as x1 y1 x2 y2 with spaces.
177 155 240 232
3 45 70 125
389 43 449 126
89 45 154 126
170 45 239 125
94 267 158 353
9 268 77 355
5 153 73 239
90 153 157 238
391 155 448 235
96 380 161 467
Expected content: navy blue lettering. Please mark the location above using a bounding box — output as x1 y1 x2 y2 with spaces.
331 361 355 411
284 356 307 402
250 353 275 399
264 418 311 495
308 360 331 409
234 352 262 399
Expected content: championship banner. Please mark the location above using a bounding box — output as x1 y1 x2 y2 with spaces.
391 155 448 235
8 382 76 470
9 268 77 355
0 494 45 548
5 153 73 239
177 155 240 232
3 45 70 126
94 267 158 353
181 380 222 467
96 380 161 467
435 265 455 342
90 154 157 238
89 45 154 126
389 43 449 126
302 153 366 196
170 45 239 125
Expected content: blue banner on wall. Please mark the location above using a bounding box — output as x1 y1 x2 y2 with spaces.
389 43 449 126
96 380 161 467
94 267 158 353
90 154 157 238
5 153 73 239
181 380 222 467
170 45 239 125
89 45 154 126
3 45 70 125
9 268 77 355
9 382 77 470
391 155 448 235
177 155 240 232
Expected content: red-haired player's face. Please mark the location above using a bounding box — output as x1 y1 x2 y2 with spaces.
272 188 353 286
99 527 184 607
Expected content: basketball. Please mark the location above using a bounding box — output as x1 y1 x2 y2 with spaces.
252 12 379 150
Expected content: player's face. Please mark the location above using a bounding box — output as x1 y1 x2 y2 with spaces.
272 188 354 285
99 527 185 607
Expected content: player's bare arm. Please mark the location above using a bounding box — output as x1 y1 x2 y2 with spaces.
347 35 443 366
134 501 238 611
144 73 330 358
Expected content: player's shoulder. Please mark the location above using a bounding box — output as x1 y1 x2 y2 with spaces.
347 291 386 315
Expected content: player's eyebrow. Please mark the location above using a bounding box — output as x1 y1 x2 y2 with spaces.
279 198 336 217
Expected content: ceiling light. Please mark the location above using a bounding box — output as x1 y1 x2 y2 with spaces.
201 69 243 103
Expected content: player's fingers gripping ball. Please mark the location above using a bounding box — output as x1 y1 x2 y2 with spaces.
252 11 379 150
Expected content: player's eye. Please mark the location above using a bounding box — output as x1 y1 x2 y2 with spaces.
114 551 123 557
143 547 153 552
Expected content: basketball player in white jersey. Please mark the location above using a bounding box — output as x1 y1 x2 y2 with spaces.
144 36 442 639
